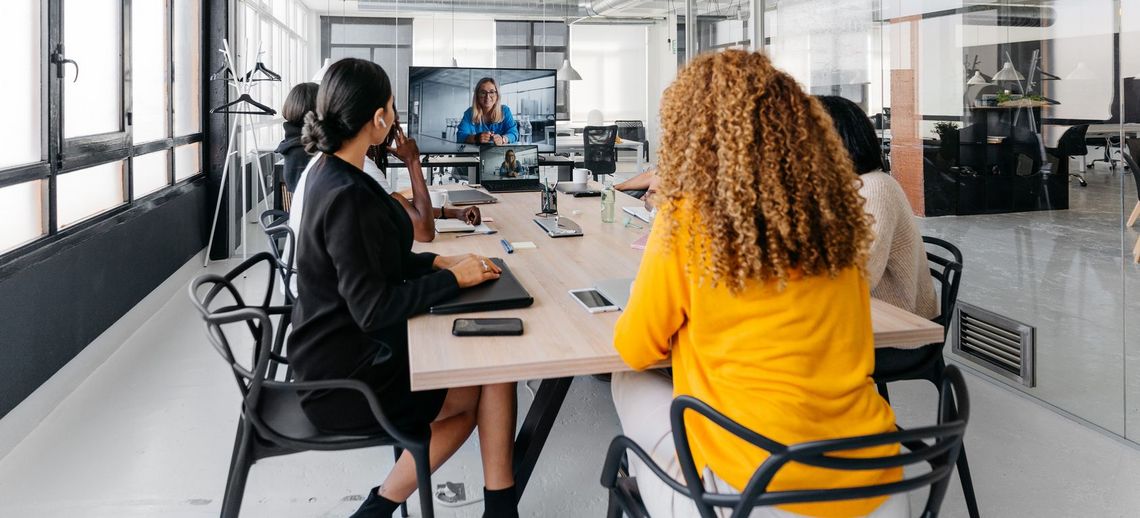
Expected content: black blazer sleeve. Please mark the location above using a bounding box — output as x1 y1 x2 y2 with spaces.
323 186 460 332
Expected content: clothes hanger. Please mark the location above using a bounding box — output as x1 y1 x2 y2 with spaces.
211 93 277 115
210 63 238 82
243 48 282 82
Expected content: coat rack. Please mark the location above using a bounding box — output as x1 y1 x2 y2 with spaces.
204 39 281 266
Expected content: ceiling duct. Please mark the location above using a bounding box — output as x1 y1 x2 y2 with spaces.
355 0 589 16
963 5 1056 28
581 0 645 17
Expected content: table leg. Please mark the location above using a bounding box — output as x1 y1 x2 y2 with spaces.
512 376 574 500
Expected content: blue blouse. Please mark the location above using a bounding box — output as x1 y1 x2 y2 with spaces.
457 105 519 144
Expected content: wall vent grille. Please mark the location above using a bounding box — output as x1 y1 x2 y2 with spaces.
952 302 1036 387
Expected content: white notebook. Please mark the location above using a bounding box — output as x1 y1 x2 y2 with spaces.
434 219 476 233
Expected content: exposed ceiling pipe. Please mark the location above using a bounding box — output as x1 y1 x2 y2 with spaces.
581 0 645 17
352 0 649 18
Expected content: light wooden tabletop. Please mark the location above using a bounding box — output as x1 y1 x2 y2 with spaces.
408 185 945 391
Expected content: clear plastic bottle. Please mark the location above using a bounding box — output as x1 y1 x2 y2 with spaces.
601 178 616 223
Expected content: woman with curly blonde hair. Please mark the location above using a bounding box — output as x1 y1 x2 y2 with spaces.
611 50 908 518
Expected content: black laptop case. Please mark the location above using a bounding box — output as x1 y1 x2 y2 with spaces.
429 258 534 314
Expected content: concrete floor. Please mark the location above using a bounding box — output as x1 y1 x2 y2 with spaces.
3 160 1140 517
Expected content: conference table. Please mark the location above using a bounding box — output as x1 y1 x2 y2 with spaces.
407 186 945 498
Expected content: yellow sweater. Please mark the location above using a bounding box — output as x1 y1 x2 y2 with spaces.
613 205 901 518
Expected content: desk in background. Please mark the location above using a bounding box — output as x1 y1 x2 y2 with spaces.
555 136 647 171
408 185 945 497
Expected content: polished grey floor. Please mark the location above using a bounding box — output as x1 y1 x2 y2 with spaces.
919 161 1139 438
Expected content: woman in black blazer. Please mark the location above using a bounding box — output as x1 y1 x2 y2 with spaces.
290 58 519 518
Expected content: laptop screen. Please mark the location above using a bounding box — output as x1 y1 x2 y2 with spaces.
479 145 539 182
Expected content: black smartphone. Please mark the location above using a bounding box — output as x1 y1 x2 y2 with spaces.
452 318 524 336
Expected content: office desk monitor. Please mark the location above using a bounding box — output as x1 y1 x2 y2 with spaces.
407 66 557 155
479 145 542 192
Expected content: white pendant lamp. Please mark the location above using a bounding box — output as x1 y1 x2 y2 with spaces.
312 58 331 82
992 61 1024 81
557 58 582 81
966 70 991 86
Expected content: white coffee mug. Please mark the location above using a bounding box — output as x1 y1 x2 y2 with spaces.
572 168 590 185
429 190 447 209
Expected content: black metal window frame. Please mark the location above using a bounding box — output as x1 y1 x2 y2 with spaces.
0 0 205 264
494 20 570 119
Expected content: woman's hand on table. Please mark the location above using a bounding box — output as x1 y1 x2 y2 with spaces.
446 255 502 288
444 206 482 225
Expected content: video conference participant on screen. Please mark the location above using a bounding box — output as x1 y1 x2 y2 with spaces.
497 149 527 177
457 77 519 145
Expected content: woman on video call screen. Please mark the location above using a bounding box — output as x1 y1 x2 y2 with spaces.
457 77 519 145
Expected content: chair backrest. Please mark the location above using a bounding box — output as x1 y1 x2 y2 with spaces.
669 366 971 518
259 209 298 302
583 125 618 178
189 253 419 449
188 253 282 403
922 236 964 332
1055 125 1089 158
1125 138 1140 201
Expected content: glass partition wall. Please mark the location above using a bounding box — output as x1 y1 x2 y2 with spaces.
769 0 1136 439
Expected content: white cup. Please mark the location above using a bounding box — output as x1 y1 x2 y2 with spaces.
572 168 590 185
429 190 447 209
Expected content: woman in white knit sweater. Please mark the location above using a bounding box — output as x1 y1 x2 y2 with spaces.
817 96 939 322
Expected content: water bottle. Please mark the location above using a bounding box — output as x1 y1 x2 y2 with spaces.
601 178 616 223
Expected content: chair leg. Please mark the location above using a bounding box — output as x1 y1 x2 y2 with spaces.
410 446 435 518
393 446 409 518
956 444 981 518
606 490 624 518
221 418 256 518
1133 236 1140 264
1128 201 1140 227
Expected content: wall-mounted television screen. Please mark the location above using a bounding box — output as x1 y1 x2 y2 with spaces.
407 66 557 155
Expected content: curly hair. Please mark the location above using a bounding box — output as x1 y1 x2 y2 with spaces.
655 50 872 292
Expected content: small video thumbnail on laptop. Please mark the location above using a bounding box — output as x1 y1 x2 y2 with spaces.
480 146 539 181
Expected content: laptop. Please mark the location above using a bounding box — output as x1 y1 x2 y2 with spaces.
479 145 543 193
429 258 535 314
595 278 635 310
447 188 499 206
622 206 655 224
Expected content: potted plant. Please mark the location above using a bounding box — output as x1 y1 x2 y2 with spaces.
933 122 960 164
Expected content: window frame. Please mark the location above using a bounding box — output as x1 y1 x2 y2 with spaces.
494 20 570 118
0 0 206 263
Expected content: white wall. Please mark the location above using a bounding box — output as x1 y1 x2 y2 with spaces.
568 24 648 124
412 15 495 67
645 17 678 162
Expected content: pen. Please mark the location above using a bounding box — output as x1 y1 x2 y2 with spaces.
500 239 514 254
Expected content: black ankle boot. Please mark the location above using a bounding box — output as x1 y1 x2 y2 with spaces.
482 485 520 518
349 486 401 518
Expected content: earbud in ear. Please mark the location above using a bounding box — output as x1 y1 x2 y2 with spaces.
379 118 387 128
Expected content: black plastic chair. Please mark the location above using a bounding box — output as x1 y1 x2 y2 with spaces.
1053 125 1089 187
584 125 619 180
189 253 435 518
615 120 649 161
873 237 977 518
601 366 971 518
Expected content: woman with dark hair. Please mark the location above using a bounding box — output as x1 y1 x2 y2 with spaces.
290 58 519 518
457 77 518 145
816 95 937 320
276 82 319 193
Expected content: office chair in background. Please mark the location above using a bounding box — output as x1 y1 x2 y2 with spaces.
615 120 649 162
584 125 619 181
1051 125 1089 187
